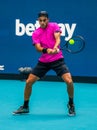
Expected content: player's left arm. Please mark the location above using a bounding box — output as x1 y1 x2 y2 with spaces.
53 32 61 51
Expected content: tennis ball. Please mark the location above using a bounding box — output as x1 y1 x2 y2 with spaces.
69 39 75 45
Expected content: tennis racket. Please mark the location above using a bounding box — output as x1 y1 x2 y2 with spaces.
60 35 85 54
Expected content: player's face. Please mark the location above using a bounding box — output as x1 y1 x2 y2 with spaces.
38 16 49 28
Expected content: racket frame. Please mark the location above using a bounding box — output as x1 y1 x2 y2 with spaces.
61 35 85 54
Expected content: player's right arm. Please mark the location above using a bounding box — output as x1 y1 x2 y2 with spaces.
34 43 43 52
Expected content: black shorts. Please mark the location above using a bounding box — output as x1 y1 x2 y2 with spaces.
31 58 69 78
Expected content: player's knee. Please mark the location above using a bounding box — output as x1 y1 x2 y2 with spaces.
64 76 73 85
26 79 33 87
26 74 38 86
66 79 73 85
26 78 34 86
62 73 73 84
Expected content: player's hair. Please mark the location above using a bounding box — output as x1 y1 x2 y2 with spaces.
38 11 49 18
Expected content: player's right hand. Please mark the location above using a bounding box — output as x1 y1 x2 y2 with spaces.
47 48 59 54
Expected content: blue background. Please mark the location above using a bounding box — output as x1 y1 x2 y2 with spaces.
0 0 97 77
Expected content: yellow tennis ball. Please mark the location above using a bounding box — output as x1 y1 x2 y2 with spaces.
69 39 75 45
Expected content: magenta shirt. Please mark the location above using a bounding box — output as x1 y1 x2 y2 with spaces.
32 22 64 63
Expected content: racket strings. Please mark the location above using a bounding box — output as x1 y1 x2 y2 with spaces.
66 38 85 53
61 36 85 54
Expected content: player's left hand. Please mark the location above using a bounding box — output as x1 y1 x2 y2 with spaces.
52 47 60 54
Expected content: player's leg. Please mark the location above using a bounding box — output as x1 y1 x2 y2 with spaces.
51 58 76 116
23 74 39 107
13 74 39 115
24 74 39 101
62 73 76 116
13 61 49 115
62 73 74 99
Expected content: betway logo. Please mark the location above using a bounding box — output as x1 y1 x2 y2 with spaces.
15 19 76 41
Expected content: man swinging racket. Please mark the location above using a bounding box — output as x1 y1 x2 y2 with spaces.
13 11 76 116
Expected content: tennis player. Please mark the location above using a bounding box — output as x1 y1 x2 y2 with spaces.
13 11 76 116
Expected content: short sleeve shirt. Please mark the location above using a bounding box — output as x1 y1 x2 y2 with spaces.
32 22 64 63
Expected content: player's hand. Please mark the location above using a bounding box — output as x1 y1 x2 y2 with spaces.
53 47 60 54
47 48 54 54
47 48 60 54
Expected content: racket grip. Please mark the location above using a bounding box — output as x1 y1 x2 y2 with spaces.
57 48 60 53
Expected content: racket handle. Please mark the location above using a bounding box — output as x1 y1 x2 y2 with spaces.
57 48 60 53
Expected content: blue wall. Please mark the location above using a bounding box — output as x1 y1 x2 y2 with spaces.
0 0 97 77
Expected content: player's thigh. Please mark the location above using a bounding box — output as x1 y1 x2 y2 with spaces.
31 62 49 78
